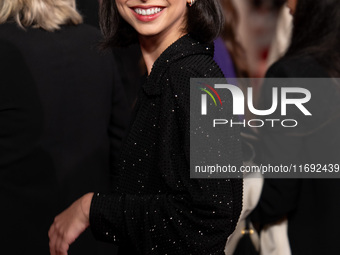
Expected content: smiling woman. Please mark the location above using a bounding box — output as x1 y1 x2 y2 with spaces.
100 0 224 47
48 1 243 254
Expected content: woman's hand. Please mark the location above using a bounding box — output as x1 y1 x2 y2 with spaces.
48 192 94 255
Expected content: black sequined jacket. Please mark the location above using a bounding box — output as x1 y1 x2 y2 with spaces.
90 35 243 255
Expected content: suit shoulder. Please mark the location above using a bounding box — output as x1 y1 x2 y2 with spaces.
72 24 102 36
0 39 23 63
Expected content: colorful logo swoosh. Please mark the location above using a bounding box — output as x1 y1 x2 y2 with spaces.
198 83 223 106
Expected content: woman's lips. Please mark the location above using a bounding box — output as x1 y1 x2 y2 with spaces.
131 6 164 22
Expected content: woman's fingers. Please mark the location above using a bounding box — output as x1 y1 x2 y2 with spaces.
55 234 69 255
48 193 93 255
54 234 63 255
49 222 71 255
49 215 75 255
48 224 57 255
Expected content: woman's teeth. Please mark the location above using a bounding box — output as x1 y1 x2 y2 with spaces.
134 8 163 16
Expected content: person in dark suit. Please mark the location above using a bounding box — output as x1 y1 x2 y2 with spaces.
250 0 340 254
0 0 129 254
76 0 100 27
48 0 244 254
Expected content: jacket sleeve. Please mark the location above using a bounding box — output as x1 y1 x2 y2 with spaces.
90 58 243 254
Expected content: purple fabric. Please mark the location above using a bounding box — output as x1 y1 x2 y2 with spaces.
213 37 237 78
214 37 245 120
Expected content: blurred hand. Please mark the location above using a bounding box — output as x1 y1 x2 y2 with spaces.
48 193 94 255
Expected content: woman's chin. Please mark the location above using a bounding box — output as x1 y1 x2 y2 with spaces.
136 28 162 38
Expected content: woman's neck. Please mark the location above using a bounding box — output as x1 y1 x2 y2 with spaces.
139 30 187 75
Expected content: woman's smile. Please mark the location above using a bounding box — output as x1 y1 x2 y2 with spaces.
131 5 165 22
116 0 187 38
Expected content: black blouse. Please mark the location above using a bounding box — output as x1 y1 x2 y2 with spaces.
90 35 243 255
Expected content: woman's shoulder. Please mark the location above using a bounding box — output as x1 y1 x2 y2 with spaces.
165 54 224 97
169 53 224 78
145 35 224 95
266 55 330 78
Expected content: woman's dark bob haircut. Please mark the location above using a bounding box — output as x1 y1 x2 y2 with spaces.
99 0 225 47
